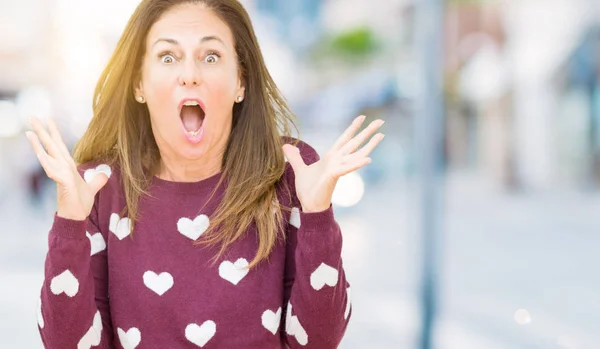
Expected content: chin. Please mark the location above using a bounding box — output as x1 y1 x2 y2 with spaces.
179 141 209 160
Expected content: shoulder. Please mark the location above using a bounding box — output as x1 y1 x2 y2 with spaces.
280 136 320 166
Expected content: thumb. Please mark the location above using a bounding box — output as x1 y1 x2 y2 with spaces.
87 173 109 196
282 144 306 171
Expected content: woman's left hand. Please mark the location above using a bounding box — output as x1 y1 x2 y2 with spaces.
282 115 385 213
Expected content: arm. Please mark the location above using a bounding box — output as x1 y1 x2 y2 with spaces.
38 185 113 348
282 206 352 348
26 116 114 348
281 141 352 348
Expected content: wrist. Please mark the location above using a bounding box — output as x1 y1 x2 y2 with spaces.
57 209 87 221
301 203 331 213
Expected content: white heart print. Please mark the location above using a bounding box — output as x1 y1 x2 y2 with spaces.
118 327 141 349
261 307 282 335
285 302 293 333
289 207 301 229
185 321 216 347
109 213 131 240
218 258 249 285
86 232 106 256
285 302 308 346
77 310 103 349
288 317 308 346
143 271 174 296
177 215 210 240
83 164 112 183
37 297 44 329
344 286 352 320
50 269 79 297
310 263 339 290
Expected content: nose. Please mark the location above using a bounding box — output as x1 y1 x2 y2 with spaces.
178 60 202 86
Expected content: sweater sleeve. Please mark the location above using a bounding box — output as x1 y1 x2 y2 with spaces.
281 140 352 348
38 193 113 348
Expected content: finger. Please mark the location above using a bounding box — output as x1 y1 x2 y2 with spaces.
88 172 110 196
333 157 372 177
46 117 74 163
340 119 385 155
282 144 306 171
353 133 385 158
25 131 58 178
331 115 366 150
29 116 61 159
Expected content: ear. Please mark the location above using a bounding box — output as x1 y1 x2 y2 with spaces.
133 68 145 98
236 86 245 100
236 77 245 100
134 79 144 99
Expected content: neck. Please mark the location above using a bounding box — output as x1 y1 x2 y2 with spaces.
157 153 223 183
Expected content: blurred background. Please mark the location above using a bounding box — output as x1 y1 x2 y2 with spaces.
1 0 600 348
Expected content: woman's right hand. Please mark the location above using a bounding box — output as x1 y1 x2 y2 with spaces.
25 116 109 221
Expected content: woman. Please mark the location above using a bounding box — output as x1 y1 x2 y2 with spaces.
26 0 384 348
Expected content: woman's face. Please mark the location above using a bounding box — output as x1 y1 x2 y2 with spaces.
136 3 244 165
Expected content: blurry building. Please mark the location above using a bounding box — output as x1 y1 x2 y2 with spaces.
444 0 598 192
553 25 600 189
444 0 514 189
254 0 322 52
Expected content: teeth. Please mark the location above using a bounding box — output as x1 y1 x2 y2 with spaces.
188 130 199 136
183 100 199 106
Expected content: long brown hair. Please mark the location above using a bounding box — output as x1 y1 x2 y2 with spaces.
73 0 299 268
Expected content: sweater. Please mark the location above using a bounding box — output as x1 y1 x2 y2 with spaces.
37 140 352 349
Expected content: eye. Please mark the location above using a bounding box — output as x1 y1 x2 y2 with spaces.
204 52 220 64
160 53 176 64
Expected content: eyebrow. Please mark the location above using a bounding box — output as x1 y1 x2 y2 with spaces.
152 35 226 48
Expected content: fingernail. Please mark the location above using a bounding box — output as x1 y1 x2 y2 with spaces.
25 131 32 140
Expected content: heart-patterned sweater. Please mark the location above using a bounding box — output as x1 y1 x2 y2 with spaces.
37 140 352 349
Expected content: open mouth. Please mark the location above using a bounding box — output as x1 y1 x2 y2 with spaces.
180 100 205 137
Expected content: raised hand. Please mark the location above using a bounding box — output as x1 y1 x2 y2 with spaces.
282 115 385 213
25 116 109 221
